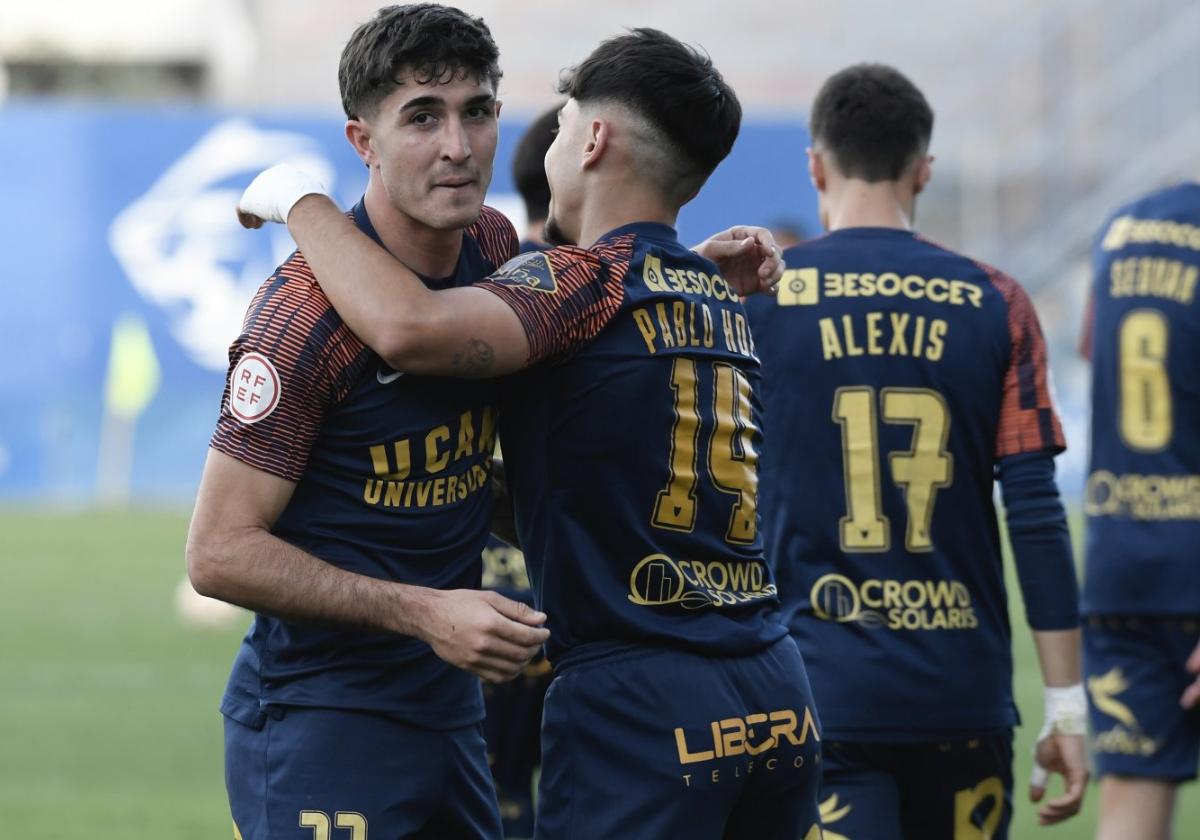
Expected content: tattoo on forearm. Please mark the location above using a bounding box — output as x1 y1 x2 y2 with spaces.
452 338 495 376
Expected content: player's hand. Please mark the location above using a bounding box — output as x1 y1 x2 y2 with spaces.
421 589 549 684
1181 639 1200 709
1030 731 1088 824
693 226 785 296
237 163 329 229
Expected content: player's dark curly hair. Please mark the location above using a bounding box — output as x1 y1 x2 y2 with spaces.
556 28 741 202
339 3 501 120
810 63 934 182
511 105 561 224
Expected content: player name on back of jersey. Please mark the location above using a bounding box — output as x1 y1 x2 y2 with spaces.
774 267 985 363
631 255 756 359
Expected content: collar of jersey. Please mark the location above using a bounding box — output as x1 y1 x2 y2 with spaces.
351 197 459 290
595 221 678 245
827 226 919 238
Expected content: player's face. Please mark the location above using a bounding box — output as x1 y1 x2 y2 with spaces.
355 70 499 232
543 100 584 246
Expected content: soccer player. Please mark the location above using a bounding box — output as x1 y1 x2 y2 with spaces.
743 64 1089 838
510 105 560 252
481 107 560 839
184 6 549 838
238 28 825 840
1081 181 1200 840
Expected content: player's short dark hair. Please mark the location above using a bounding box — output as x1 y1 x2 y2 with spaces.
511 106 561 223
810 63 933 182
339 3 501 120
556 28 741 202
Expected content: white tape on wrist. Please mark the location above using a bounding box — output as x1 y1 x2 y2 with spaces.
1031 683 1086 788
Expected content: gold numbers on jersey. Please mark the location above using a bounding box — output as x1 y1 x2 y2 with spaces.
833 387 953 552
653 358 760 543
653 358 702 531
710 363 759 543
1118 309 1173 452
300 811 368 840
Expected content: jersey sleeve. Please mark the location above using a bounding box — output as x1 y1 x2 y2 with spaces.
991 271 1067 459
475 233 633 364
467 205 520 267
210 253 368 481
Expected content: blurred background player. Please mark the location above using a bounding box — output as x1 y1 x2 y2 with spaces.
481 105 560 839
510 104 561 252
187 6 548 838
239 27 825 840
1081 180 1200 840
745 63 1088 838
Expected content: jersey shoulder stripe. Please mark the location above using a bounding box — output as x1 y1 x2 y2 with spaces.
468 205 520 268
211 250 371 481
479 233 633 364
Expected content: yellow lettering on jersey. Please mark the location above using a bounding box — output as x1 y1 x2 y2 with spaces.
927 319 947 361
1109 257 1198 305
866 311 884 354
819 317 844 359
842 315 864 356
424 425 451 474
673 301 689 346
821 272 982 307
656 303 676 348
633 308 658 353
370 440 412 479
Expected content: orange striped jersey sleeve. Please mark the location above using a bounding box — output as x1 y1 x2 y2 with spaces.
476 233 634 364
982 264 1067 458
467 205 520 267
210 251 371 481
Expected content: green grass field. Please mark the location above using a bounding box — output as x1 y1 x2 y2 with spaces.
1 509 1197 838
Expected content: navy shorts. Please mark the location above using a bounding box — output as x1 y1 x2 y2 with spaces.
535 636 823 840
224 706 502 839
1084 616 1200 782
818 733 1013 840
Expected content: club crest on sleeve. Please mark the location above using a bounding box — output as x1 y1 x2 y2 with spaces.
228 352 281 424
490 251 558 293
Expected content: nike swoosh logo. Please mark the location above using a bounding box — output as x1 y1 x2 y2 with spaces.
377 367 404 384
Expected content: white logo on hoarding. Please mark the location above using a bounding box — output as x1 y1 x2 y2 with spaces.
109 119 337 371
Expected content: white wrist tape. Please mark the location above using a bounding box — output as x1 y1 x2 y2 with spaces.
1030 683 1086 788
238 163 329 225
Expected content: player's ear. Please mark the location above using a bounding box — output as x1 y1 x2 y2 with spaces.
913 154 933 196
580 118 608 171
807 147 826 192
345 119 375 169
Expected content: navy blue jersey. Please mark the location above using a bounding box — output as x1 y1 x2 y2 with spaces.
211 201 518 730
745 228 1065 739
478 223 787 666
1083 183 1200 616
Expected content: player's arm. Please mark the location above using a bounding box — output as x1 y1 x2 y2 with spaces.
236 165 783 374
291 195 532 378
993 277 1088 824
186 453 547 684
